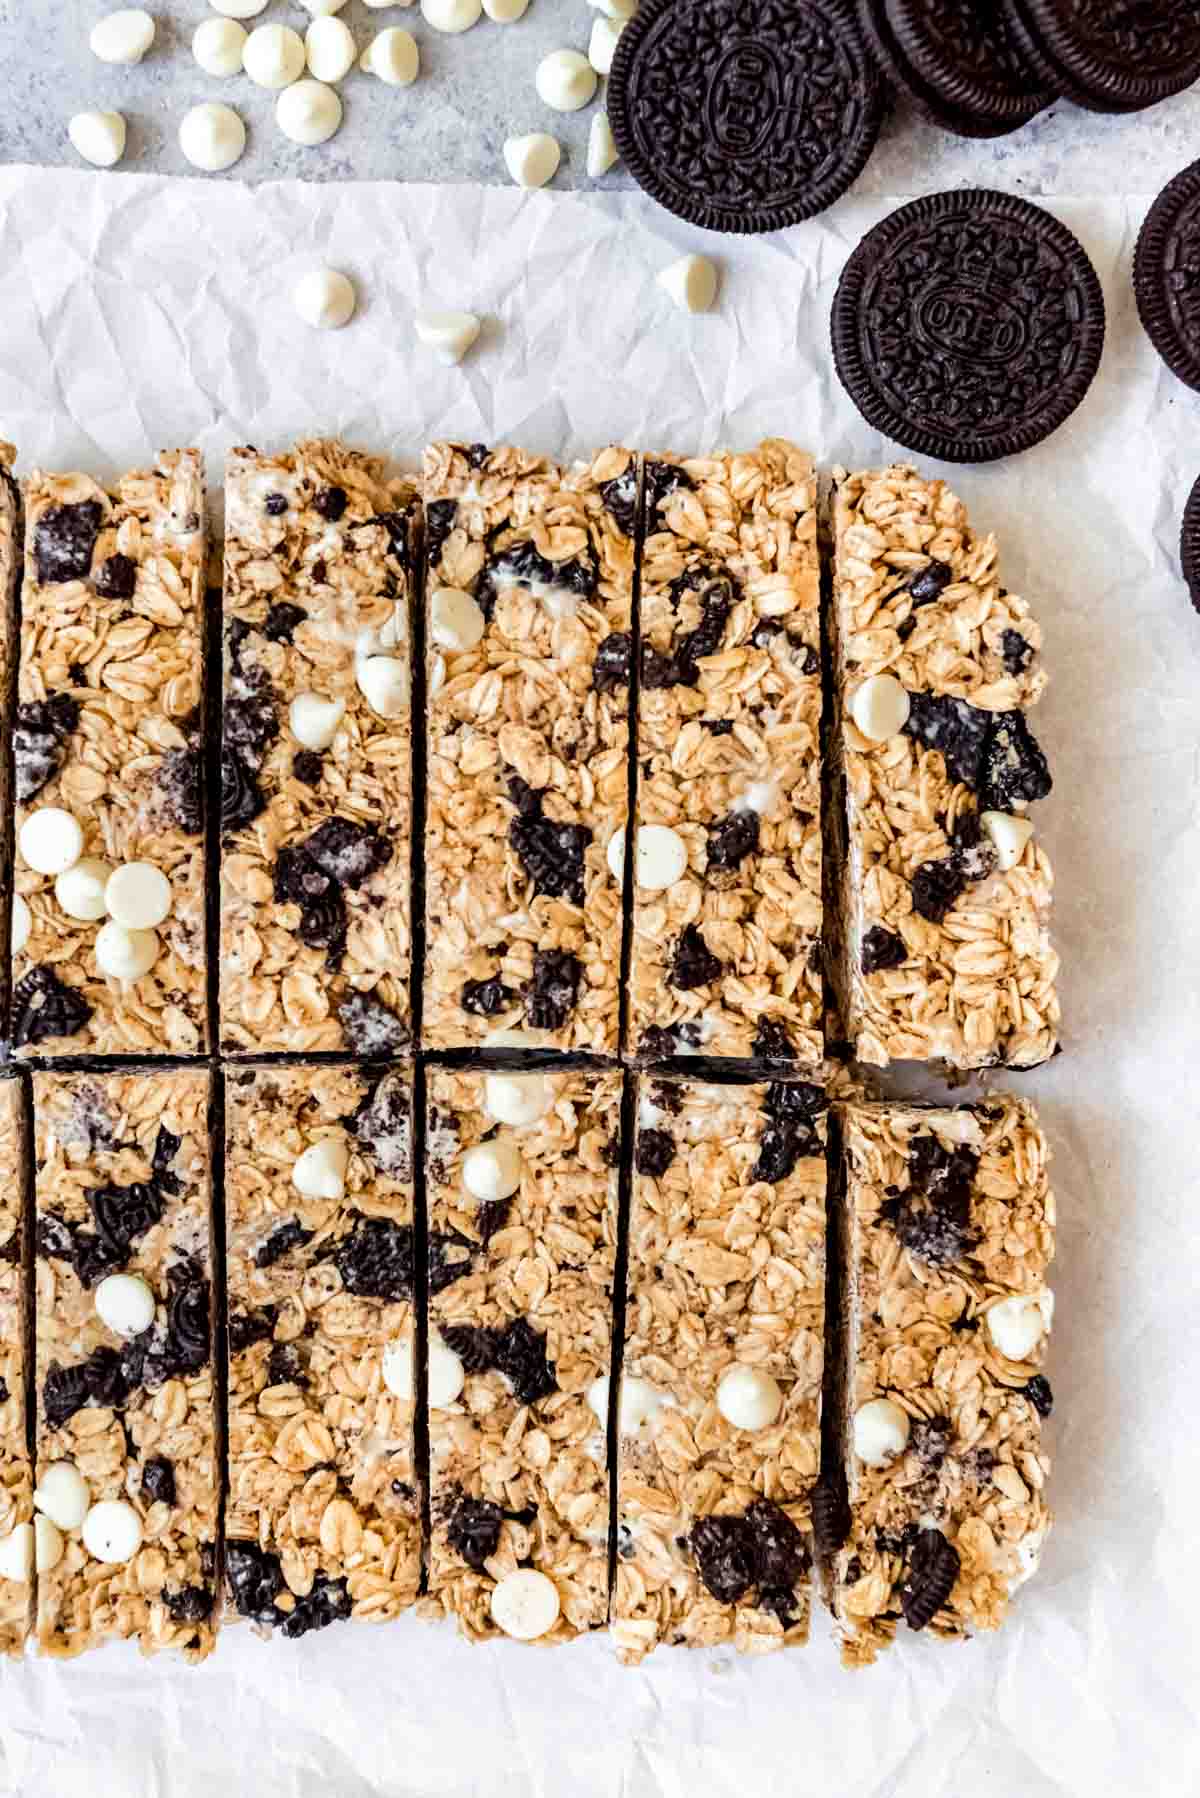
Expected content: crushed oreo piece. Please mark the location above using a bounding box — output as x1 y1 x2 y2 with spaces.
11 966 92 1048
93 552 137 600
255 1219 314 1269
14 694 80 803
861 925 908 974
670 923 722 991
34 499 103 584
524 949 581 1031
635 1128 675 1177
900 1529 960 1631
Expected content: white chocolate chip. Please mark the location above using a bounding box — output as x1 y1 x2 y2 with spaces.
980 810 1035 873
243 22 306 87
33 1463 91 1533
82 1499 143 1564
179 102 246 171
421 0 481 31
503 132 561 188
382 1336 414 1400
716 1365 783 1431
356 653 407 718
69 111 127 167
298 0 348 13
20 808 84 877
289 693 346 750
490 1568 560 1640
587 112 618 178
361 27 419 83
588 1373 669 1436
306 15 356 81
986 1288 1053 1362
536 49 598 112
484 1070 551 1127
413 310 480 366
605 827 626 884
276 78 343 144
853 1397 911 1467
657 253 718 314
293 268 356 330
10 894 31 956
0 1524 32 1583
91 9 155 63
588 16 623 73
105 863 172 931
483 0 529 19
95 922 159 981
292 1135 350 1200
633 824 688 891
851 673 911 742
95 1272 157 1338
55 857 113 923
430 587 485 653
208 0 269 15
193 16 248 74
429 1332 466 1406
34 1516 64 1574
462 1139 523 1203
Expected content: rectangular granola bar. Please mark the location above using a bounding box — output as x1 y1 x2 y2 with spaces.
421 441 635 1053
422 1064 620 1642
11 453 208 1057
0 1076 32 1654
830 1095 1054 1667
220 441 417 1058
0 445 21 1036
33 1069 218 1660
612 1074 826 1663
630 442 823 1064
223 1063 420 1637
831 466 1058 1068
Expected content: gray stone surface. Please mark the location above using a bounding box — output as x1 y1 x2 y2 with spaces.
0 0 1199 194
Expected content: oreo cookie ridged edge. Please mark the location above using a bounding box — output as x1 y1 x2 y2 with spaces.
1135 159 1200 396
886 0 1055 133
1001 0 1200 115
1180 473 1200 614
858 0 1048 140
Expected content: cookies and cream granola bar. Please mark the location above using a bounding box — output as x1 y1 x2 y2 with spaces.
830 1096 1054 1667
32 1069 218 1660
11 453 208 1057
421 441 635 1054
223 1063 420 1637
0 1077 32 1654
220 441 417 1057
612 1075 826 1663
630 443 823 1064
831 466 1058 1068
421 1065 620 1643
0 446 20 1033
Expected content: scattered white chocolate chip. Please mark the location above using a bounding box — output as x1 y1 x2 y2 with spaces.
853 1397 911 1467
536 49 598 112
10 894 31 957
105 863 172 931
95 922 159 981
587 112 618 178
193 16 248 74
292 1135 350 1200
243 22 306 87
33 1463 91 1534
356 653 407 717
980 810 1035 872
95 1272 157 1338
290 693 346 749
588 1373 668 1435
69 111 127 168
209 0 269 16
277 79 343 145
483 0 529 18
90 8 155 63
462 1139 523 1203
0 1524 32 1583
361 27 419 83
179 102 246 171
82 1499 143 1564
986 1289 1054 1362
429 1332 466 1406
20 808 84 877
588 16 623 73
657 253 719 314
716 1365 783 1432
503 132 560 188
421 0 482 31
414 310 480 365
34 1516 64 1574
484 1070 551 1127
430 587 485 653
490 1568 560 1640
306 15 356 81
851 672 910 742
55 857 113 923
293 267 356 330
633 823 688 891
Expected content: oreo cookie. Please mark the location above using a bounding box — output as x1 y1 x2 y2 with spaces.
880 0 1056 134
1001 0 1200 114
608 0 885 234
1180 472 1200 613
831 189 1106 463
1134 160 1200 395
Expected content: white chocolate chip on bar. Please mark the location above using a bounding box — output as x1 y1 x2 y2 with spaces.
306 15 357 82
536 49 598 112
95 922 160 981
490 1568 560 1640
193 16 247 75
292 1135 350 1200
382 1335 414 1400
11 893 31 955
421 0 481 31
361 27 419 83
503 132 560 188
853 1396 910 1467
90 9 155 63
356 653 407 717
461 1139 523 1203
483 0 529 19
588 1372 669 1436
243 22 306 87
105 863 172 931
68 106 127 168
414 310 480 366
179 102 246 171
657 253 718 314
34 1463 91 1533
82 1499 143 1564
587 112 619 178
55 857 113 922
430 587 485 653
276 79 343 144
981 810 1035 872
20 808 84 877
635 824 688 890
986 1288 1053 1361
290 693 346 748
0 1524 32 1583
95 1272 157 1338
716 1365 783 1431
293 269 356 330
588 16 623 73
851 673 911 742
34 1516 64 1573
384 1329 465 1407
484 1070 551 1127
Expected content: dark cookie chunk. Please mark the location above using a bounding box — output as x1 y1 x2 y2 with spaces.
292 750 323 787
14 694 80 803
669 570 736 686
335 991 408 1057
598 467 640 538
371 509 412 568
861 924 908 974
221 748 266 832
508 784 591 907
638 1024 682 1062
225 1540 285 1626
1000 626 1035 674
262 601 308 643
644 457 694 519
523 949 581 1032
93 552 138 600
461 975 515 1017
910 853 971 924
635 1128 676 1177
165 1585 212 1624
255 1219 314 1269
477 538 597 622
593 631 633 693
909 1414 952 1470
907 557 954 606
348 1074 411 1179
141 1455 177 1507
33 499 103 584
428 1228 477 1295
880 1132 979 1265
425 498 458 566
228 1304 278 1356
689 1499 807 1608
689 1513 757 1603
900 1527 961 1630
705 809 759 872
264 492 289 517
267 1341 307 1388
312 485 348 522
11 966 92 1048
334 1217 415 1301
273 844 347 964
440 1317 556 1406
1003 0 1200 114
445 1495 505 1571
43 1345 131 1429
752 1018 796 1062
904 691 992 787
301 816 392 887
1136 160 1200 395
1024 1373 1054 1417
978 711 1052 812
670 923 723 991
751 1080 824 1184
156 746 204 834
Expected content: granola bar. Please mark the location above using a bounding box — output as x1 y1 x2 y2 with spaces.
0 446 20 1035
830 1096 1054 1667
421 1064 620 1642
421 441 635 1054
0 1077 32 1654
831 466 1058 1068
631 443 824 1063
223 1063 420 1636
32 1069 217 1660
220 441 417 1057
612 1075 826 1663
11 453 208 1057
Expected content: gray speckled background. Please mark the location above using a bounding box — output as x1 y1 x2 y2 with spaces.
1 0 1200 194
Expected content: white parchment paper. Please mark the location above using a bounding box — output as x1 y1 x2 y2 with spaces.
0 164 1197 1798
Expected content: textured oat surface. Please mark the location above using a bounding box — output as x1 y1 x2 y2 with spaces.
421 1065 619 1642
0 1078 31 1655
632 443 823 1064
833 467 1058 1069
13 453 207 1057
224 1064 420 1636
613 1077 826 1663
0 446 18 1031
422 442 634 1054
33 1070 217 1660
833 1096 1054 1666
220 442 416 1057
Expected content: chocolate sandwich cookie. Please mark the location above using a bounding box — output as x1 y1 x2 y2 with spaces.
1134 160 1200 395
1180 473 1200 612
608 0 885 234
1001 0 1200 114
884 0 1057 133
831 189 1106 463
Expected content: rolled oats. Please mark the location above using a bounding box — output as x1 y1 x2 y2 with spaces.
0 1077 32 1655
0 446 19 1031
